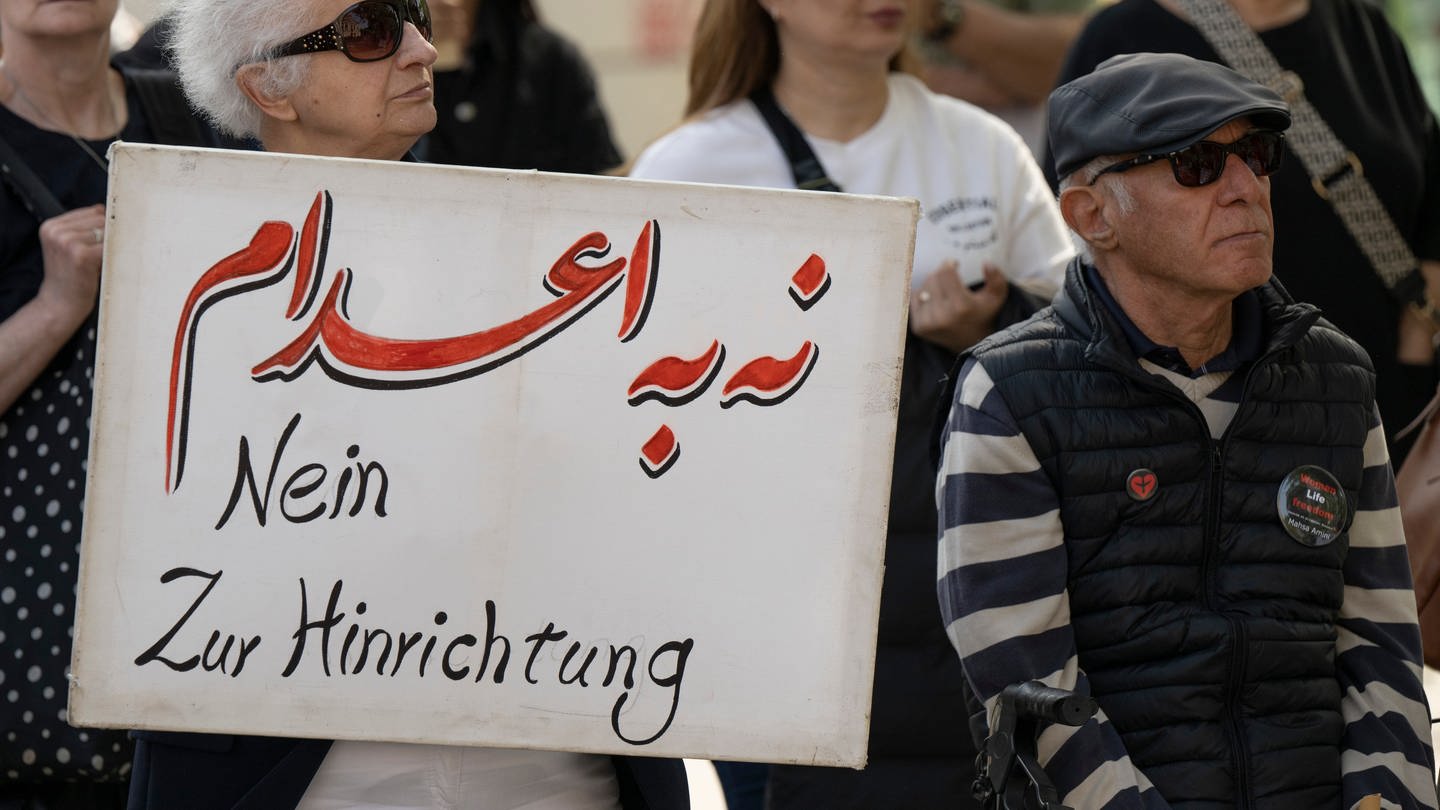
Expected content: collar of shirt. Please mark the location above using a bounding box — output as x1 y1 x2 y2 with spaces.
1083 263 1265 378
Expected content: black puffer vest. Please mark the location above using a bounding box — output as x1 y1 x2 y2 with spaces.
972 263 1376 809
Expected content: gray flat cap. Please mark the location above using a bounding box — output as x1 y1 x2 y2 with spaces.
1048 52 1291 181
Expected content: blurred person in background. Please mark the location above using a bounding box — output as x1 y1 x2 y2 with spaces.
0 0 217 807
628 0 1075 807
420 0 622 172
121 1 687 806
1046 0 1440 465
915 0 1097 155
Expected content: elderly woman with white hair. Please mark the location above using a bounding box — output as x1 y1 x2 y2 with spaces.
124 1 690 808
170 0 439 159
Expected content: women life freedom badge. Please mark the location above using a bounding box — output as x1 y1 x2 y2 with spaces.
1277 465 1348 547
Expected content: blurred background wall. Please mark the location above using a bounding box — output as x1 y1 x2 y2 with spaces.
539 0 702 161
1388 0 1440 114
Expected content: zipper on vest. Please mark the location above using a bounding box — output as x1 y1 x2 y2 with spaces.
1201 439 1253 808
1223 615 1254 809
1113 341 1285 809
1201 441 1224 610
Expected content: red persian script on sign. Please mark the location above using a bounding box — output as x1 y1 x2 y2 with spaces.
166 192 831 490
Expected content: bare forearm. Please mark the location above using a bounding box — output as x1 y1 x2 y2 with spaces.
2 205 108 411
0 296 90 413
936 2 1089 104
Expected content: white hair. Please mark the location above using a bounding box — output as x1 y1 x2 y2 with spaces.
1058 154 1138 216
168 0 314 140
1057 154 1139 261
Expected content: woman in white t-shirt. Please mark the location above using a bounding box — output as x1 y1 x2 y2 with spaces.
629 1 1074 808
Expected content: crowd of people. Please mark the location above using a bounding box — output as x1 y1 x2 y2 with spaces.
1 0 1437 808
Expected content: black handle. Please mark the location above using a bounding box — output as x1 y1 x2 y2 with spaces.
1001 681 1097 727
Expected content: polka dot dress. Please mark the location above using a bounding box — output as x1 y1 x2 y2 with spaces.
1 316 132 784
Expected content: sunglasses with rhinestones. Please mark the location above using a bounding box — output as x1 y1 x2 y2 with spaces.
1089 130 1287 188
270 0 434 63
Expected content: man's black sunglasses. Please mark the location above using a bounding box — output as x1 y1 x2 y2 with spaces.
271 0 433 63
1090 130 1287 188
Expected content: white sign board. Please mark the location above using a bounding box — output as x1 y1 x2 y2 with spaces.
71 144 916 767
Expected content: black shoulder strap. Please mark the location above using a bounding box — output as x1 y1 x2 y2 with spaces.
0 131 65 222
749 86 842 193
124 68 212 148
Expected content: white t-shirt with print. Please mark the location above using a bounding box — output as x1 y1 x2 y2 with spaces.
630 73 1074 297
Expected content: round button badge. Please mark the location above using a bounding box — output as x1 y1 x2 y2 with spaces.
1276 465 1347 547
1126 468 1158 502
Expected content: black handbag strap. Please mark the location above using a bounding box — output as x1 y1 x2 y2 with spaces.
0 130 65 222
750 86 842 193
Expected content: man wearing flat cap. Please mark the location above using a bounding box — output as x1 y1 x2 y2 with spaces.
936 52 1436 809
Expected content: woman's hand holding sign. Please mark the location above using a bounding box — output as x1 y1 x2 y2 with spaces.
910 259 1009 353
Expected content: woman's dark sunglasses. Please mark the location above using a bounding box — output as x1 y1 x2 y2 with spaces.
271 0 433 63
1090 130 1287 188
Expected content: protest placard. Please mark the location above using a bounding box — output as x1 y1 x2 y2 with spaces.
70 144 916 766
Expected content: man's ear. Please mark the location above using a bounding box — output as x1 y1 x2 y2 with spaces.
1059 185 1118 252
235 64 298 124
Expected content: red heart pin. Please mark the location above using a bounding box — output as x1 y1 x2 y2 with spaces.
1127 469 1158 501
